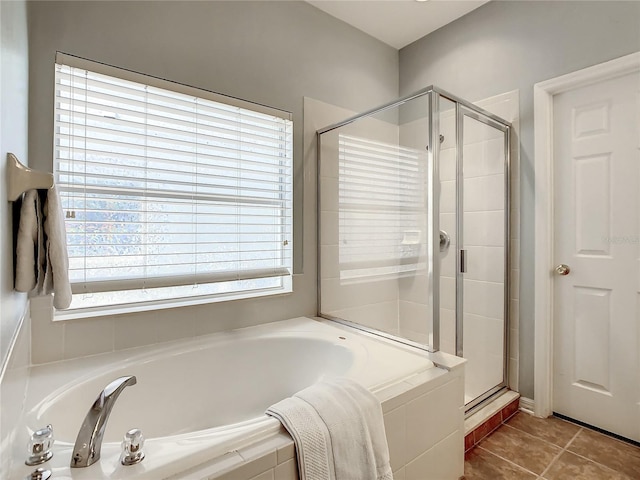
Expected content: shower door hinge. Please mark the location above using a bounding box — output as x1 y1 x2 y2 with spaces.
460 249 467 273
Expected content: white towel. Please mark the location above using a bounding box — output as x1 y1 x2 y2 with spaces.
266 378 393 480
42 186 72 309
15 187 72 309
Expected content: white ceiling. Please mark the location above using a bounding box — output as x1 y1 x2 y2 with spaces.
306 0 489 49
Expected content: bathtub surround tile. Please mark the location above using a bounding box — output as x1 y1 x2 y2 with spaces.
542 451 629 480
114 314 159 350
405 430 463 480
463 447 537 479
249 471 275 480
276 439 295 465
17 318 465 479
215 448 277 480
0 310 30 477
156 309 197 342
238 441 279 472
566 428 640 479
479 424 562 475
170 451 245 480
63 316 115 359
505 412 580 448
384 405 407 471
29 302 64 364
214 350 463 480
274 459 297 480
378 360 458 413
405 376 463 461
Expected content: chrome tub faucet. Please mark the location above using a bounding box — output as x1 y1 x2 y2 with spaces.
71 375 137 468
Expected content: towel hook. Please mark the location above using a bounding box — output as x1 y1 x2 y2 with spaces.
6 153 54 202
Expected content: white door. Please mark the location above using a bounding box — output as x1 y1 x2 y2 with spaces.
553 71 640 442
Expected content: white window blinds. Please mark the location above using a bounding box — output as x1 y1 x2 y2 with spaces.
54 54 293 306
338 134 426 280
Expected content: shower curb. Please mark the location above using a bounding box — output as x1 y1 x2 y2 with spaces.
464 394 520 456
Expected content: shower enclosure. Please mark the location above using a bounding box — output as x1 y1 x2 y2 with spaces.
317 86 511 412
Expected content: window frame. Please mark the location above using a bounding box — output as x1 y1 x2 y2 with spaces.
53 53 294 319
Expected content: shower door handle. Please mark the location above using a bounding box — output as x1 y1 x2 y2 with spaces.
460 249 467 273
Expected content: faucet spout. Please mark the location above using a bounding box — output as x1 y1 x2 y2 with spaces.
71 375 137 468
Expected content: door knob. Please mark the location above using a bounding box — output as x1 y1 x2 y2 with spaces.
555 264 571 276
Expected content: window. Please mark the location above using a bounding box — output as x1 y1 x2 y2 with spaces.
54 53 293 315
338 134 426 281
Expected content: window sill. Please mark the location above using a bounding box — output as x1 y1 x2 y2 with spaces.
53 285 292 322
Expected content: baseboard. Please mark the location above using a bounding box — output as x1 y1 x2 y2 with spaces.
519 396 534 415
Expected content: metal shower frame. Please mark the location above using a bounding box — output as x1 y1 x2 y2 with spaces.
316 86 512 413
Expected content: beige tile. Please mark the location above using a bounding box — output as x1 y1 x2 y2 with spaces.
405 430 463 480
30 302 65 364
0 317 31 469
171 451 243 480
63 317 114 359
384 405 407 471
113 314 159 350
249 470 274 480
237 445 278 475
464 447 536 479
405 377 462 462
276 440 295 464
274 459 297 480
392 466 406 480
567 428 640 479
542 451 630 480
505 413 580 448
155 308 196 342
479 424 561 475
216 451 276 480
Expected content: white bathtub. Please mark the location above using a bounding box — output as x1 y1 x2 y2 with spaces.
14 317 462 479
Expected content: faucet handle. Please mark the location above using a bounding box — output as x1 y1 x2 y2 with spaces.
25 424 54 466
24 467 52 480
120 428 145 465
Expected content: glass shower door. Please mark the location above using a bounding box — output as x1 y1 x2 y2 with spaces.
458 107 510 409
317 93 437 351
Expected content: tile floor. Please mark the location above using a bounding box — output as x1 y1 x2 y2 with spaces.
463 412 640 479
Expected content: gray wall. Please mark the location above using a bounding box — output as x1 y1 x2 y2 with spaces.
0 0 29 377
25 1 398 361
399 0 640 398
